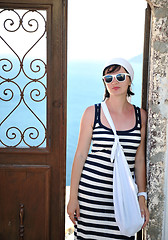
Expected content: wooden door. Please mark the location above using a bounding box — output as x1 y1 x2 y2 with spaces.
0 0 67 239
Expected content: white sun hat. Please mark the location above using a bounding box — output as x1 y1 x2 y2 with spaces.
103 58 134 82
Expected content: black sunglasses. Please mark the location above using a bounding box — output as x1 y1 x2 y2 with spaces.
102 73 130 83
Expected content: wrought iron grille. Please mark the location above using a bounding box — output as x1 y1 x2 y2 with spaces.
0 9 47 148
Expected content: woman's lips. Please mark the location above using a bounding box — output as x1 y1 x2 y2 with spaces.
112 87 120 90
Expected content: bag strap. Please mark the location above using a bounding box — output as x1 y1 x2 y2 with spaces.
101 101 120 161
101 101 117 136
101 101 137 181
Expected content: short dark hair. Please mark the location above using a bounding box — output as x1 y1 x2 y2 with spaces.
102 64 134 100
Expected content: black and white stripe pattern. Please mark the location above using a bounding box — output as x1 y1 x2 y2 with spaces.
74 103 141 240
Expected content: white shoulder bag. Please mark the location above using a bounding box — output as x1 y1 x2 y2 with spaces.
101 102 144 237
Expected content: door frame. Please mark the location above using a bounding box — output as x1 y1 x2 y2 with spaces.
0 0 67 239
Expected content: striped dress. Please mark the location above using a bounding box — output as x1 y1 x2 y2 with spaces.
74 103 142 240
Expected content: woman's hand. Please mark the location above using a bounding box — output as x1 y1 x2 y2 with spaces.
139 196 149 229
67 198 80 225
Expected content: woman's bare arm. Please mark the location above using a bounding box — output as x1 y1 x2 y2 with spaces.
67 105 94 224
135 108 149 228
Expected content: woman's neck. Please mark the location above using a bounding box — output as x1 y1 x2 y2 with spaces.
105 96 130 114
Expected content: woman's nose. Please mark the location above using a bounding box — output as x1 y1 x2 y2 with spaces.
111 76 118 84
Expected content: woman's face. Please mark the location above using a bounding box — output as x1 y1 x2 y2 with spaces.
104 66 131 97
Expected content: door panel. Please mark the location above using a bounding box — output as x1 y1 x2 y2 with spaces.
0 1 67 239
0 165 50 240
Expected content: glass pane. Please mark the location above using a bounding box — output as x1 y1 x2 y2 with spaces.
0 9 47 148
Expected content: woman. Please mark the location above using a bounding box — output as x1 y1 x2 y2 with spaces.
67 58 149 239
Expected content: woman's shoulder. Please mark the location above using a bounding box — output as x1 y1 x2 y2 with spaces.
84 104 95 113
82 103 100 127
131 104 147 127
133 104 147 119
139 107 147 127
81 104 95 121
84 103 101 115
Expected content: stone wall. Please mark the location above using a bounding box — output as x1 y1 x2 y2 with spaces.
146 0 168 239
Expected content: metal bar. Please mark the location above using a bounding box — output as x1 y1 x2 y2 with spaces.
19 204 24 240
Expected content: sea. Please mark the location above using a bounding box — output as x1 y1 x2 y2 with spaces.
66 54 143 186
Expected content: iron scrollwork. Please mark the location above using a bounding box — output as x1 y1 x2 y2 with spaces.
0 9 47 148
